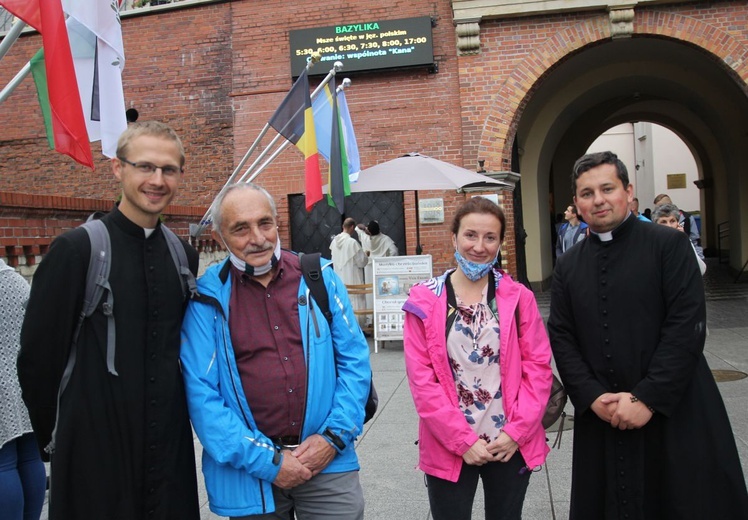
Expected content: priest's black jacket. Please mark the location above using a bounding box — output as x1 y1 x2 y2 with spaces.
549 214 748 520
18 207 200 520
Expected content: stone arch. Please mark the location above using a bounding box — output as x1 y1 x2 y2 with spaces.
480 11 748 167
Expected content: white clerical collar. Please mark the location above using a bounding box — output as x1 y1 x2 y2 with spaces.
144 227 156 238
590 212 633 242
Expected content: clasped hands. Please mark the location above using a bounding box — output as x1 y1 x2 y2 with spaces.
273 434 337 489
591 392 653 430
463 431 518 466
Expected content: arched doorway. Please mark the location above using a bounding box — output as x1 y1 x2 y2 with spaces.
510 36 748 288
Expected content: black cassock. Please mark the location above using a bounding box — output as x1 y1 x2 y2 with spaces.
19 207 200 520
549 215 748 520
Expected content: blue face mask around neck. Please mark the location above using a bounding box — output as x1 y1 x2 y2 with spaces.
454 250 496 282
227 237 282 276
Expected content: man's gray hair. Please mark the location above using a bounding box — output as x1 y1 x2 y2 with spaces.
651 202 680 222
211 183 277 232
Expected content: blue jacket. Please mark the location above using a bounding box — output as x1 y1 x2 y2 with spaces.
180 254 371 517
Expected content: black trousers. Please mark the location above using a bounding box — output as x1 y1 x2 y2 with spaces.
426 452 532 520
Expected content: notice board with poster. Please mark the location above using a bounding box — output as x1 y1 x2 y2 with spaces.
371 255 432 353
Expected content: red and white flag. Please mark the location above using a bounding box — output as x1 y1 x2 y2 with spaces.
1 0 94 168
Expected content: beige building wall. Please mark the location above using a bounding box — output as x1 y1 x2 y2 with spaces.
587 123 701 215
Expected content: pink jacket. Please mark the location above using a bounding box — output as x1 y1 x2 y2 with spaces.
402 269 552 482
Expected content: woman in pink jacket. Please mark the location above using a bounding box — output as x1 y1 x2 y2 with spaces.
402 197 553 520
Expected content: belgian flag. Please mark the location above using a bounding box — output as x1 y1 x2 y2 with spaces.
268 69 322 211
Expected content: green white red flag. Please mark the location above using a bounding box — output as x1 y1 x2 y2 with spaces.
0 0 94 168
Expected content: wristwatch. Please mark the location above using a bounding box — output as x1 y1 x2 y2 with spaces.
322 428 346 451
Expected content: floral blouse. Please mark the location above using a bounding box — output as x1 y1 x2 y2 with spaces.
447 283 505 442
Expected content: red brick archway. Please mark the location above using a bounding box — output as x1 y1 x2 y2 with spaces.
479 10 748 168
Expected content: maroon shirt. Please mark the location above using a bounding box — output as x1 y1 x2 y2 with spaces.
228 251 306 438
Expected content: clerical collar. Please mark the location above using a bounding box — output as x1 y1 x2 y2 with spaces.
590 212 633 242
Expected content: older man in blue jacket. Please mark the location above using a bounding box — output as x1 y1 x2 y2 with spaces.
180 183 372 519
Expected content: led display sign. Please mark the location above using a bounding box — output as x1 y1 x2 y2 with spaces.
289 16 435 77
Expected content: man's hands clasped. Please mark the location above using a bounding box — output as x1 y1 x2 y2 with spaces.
592 392 654 430
272 434 337 489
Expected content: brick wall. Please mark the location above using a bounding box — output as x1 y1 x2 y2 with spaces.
3 0 747 280
0 4 234 203
460 3 748 171
0 191 217 272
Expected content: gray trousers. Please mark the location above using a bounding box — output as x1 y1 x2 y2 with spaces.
231 471 364 520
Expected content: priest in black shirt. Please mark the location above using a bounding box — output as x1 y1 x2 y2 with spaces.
18 122 200 520
549 151 748 519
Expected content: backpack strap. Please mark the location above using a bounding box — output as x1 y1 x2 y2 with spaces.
80 220 117 376
299 252 332 325
49 220 115 455
161 224 197 300
680 210 692 236
445 270 496 339
445 274 458 339
299 252 377 425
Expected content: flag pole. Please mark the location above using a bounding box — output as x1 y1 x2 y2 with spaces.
219 54 327 193
338 77 351 93
191 55 324 238
191 56 341 238
238 60 343 188
0 17 31 105
0 61 30 104
236 60 343 185
0 18 26 62
191 56 321 238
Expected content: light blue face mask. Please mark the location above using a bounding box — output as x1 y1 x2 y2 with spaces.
454 250 496 282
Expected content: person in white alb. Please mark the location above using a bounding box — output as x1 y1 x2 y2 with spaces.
330 218 368 325
365 221 398 258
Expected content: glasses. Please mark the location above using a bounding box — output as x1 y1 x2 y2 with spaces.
118 157 182 177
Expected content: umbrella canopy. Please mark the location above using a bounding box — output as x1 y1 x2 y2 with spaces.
325 153 510 255
346 152 510 192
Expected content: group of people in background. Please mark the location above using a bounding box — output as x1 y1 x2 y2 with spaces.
556 188 705 266
330 218 398 330
2 122 746 520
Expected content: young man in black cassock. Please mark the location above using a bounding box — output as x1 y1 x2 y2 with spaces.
549 151 748 519
18 122 200 520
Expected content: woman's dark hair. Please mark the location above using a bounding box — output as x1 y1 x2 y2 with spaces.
451 196 506 241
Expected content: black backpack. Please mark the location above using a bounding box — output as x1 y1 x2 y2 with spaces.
299 252 378 424
680 210 692 236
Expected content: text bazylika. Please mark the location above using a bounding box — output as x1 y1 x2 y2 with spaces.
335 23 380 34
